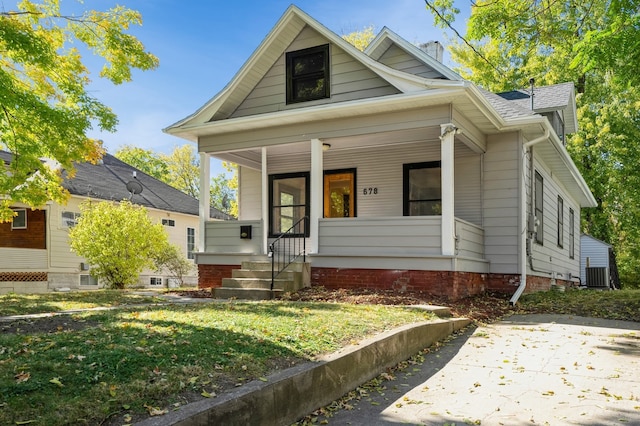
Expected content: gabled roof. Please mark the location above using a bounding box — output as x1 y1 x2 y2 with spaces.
1 150 230 219
365 27 462 81
164 5 462 135
63 154 230 219
498 82 578 133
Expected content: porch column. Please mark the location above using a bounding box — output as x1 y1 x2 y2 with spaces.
440 123 456 256
261 147 269 255
310 138 323 254
198 152 211 253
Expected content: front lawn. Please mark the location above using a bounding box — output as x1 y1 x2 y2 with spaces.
0 290 166 317
0 298 436 425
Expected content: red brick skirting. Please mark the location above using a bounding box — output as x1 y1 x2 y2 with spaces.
198 264 240 288
198 264 561 300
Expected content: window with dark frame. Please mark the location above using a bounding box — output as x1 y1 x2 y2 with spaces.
403 161 442 216
11 209 27 229
569 208 575 259
269 172 310 237
557 195 564 248
187 227 195 260
162 219 175 227
286 44 330 104
534 171 544 245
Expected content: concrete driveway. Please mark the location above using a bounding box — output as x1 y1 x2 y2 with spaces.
313 314 640 425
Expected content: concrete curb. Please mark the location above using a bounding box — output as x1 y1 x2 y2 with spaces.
136 317 471 426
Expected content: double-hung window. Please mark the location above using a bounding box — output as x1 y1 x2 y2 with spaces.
557 196 564 248
269 172 309 237
403 161 442 216
534 171 544 245
569 208 575 259
186 227 195 260
286 45 330 104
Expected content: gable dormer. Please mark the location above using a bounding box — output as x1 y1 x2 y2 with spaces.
365 27 461 81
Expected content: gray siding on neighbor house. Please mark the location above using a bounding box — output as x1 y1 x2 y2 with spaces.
0 247 47 270
580 235 610 284
228 26 399 119
377 44 444 79
529 155 581 279
482 133 520 274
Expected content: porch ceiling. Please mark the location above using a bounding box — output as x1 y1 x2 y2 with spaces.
214 126 454 170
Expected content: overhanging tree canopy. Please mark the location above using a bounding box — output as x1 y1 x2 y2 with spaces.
424 0 640 286
0 0 158 221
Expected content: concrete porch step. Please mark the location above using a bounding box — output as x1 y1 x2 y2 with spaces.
241 260 306 273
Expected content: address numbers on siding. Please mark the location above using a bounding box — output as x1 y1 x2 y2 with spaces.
362 187 378 195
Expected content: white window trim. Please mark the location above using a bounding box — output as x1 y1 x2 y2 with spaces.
11 209 27 229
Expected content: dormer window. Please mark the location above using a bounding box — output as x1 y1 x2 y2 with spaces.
286 44 330 104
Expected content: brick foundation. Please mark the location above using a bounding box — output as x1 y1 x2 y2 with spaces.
198 264 240 288
198 264 565 300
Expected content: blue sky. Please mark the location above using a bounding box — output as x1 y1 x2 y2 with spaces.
84 1 468 168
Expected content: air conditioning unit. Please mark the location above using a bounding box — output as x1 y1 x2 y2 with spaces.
586 267 609 289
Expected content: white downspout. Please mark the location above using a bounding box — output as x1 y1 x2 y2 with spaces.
510 128 549 306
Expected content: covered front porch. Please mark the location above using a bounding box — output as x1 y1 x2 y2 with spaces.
194 111 491 297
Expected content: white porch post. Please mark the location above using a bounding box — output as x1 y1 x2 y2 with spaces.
310 138 323 254
261 147 269 255
198 152 211 253
440 124 456 256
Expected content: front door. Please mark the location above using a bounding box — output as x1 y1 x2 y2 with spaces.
324 169 356 218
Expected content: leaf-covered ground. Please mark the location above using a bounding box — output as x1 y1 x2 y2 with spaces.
171 286 640 324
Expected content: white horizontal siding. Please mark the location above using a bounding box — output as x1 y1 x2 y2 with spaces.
204 220 262 254
0 248 47 270
580 235 610 283
529 154 581 279
255 140 481 221
482 133 520 274
230 26 399 119
318 217 442 256
378 44 444 78
238 167 262 221
455 219 484 259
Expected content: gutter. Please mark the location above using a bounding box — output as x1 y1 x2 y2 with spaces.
510 127 549 306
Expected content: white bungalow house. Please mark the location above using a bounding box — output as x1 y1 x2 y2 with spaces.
164 5 596 301
0 151 230 294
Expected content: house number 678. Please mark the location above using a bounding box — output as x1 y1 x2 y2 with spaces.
363 187 378 195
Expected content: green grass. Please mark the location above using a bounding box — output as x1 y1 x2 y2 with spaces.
0 290 166 316
519 288 640 322
0 299 436 425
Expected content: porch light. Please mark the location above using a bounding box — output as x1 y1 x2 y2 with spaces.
322 143 331 151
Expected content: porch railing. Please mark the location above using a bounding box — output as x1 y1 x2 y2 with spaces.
269 216 308 291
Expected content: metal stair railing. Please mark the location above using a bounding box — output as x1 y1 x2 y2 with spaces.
269 216 308 294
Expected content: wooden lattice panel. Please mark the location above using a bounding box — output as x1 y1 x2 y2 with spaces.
0 272 48 282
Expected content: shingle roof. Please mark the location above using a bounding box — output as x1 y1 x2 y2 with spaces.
479 87 536 120
1 150 231 220
497 82 574 112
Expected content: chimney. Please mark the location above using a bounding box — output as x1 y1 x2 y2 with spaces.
418 41 444 63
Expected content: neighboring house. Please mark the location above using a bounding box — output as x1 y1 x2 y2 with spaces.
0 152 230 294
164 5 597 301
580 234 620 289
